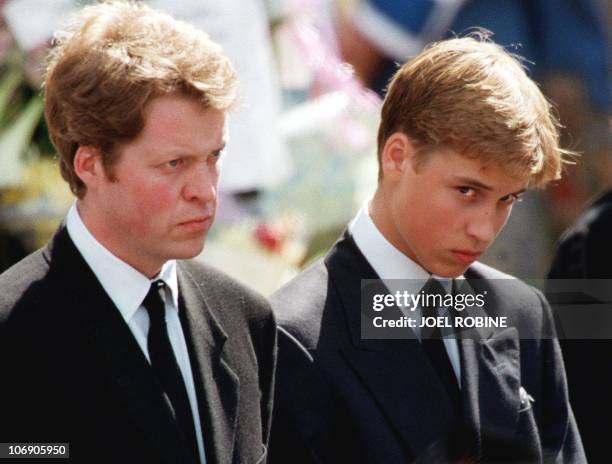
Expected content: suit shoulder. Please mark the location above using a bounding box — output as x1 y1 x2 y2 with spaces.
468 261 550 333
548 191 612 279
270 259 330 348
554 192 612 253
0 247 48 285
468 261 517 280
0 248 49 320
568 190 612 235
179 259 272 322
469 261 542 301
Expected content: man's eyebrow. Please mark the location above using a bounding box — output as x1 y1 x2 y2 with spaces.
508 188 527 197
451 176 494 191
152 141 226 157
452 175 527 197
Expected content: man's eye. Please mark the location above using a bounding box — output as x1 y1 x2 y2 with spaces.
167 159 182 168
457 186 476 198
500 193 523 205
208 150 223 163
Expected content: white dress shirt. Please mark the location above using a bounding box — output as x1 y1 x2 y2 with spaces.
348 201 462 385
66 203 206 463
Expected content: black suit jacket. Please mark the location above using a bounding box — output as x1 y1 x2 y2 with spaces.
548 189 612 280
547 189 612 463
269 234 584 463
0 226 275 464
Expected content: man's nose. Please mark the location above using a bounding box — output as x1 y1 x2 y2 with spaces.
183 166 217 202
466 209 498 245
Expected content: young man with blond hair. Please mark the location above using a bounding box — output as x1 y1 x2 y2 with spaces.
0 2 274 463
270 35 584 463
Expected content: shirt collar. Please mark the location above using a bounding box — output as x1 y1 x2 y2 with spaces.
348 199 461 292
66 202 179 323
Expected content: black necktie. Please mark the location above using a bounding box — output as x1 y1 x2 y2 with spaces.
420 279 462 409
421 279 480 461
143 280 199 463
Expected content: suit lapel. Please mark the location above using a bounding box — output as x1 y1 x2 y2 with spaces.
46 227 193 464
177 263 239 464
458 274 521 460
325 236 460 458
458 330 521 460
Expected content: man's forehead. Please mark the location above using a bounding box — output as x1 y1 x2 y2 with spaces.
430 151 529 192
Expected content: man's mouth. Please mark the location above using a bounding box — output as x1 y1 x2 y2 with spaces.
450 249 482 264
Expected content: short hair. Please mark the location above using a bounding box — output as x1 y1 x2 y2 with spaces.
44 0 237 197
377 32 571 187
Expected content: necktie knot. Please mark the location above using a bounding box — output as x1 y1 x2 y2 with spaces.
420 278 455 324
143 280 167 322
422 278 449 301
421 277 456 301
420 277 457 341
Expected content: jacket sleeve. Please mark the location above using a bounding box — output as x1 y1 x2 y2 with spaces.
534 288 586 463
269 327 341 464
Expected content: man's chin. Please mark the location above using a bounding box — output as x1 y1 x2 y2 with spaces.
170 239 206 260
428 261 470 279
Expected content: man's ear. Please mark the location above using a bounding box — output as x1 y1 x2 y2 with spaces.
380 132 416 181
73 145 104 190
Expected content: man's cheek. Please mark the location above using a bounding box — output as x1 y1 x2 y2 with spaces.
135 182 175 210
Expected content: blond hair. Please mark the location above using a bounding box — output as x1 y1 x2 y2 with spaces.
377 33 571 187
44 0 237 197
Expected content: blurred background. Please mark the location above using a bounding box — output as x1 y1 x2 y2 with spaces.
0 0 609 294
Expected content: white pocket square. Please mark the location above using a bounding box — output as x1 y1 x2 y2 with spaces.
519 386 535 412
